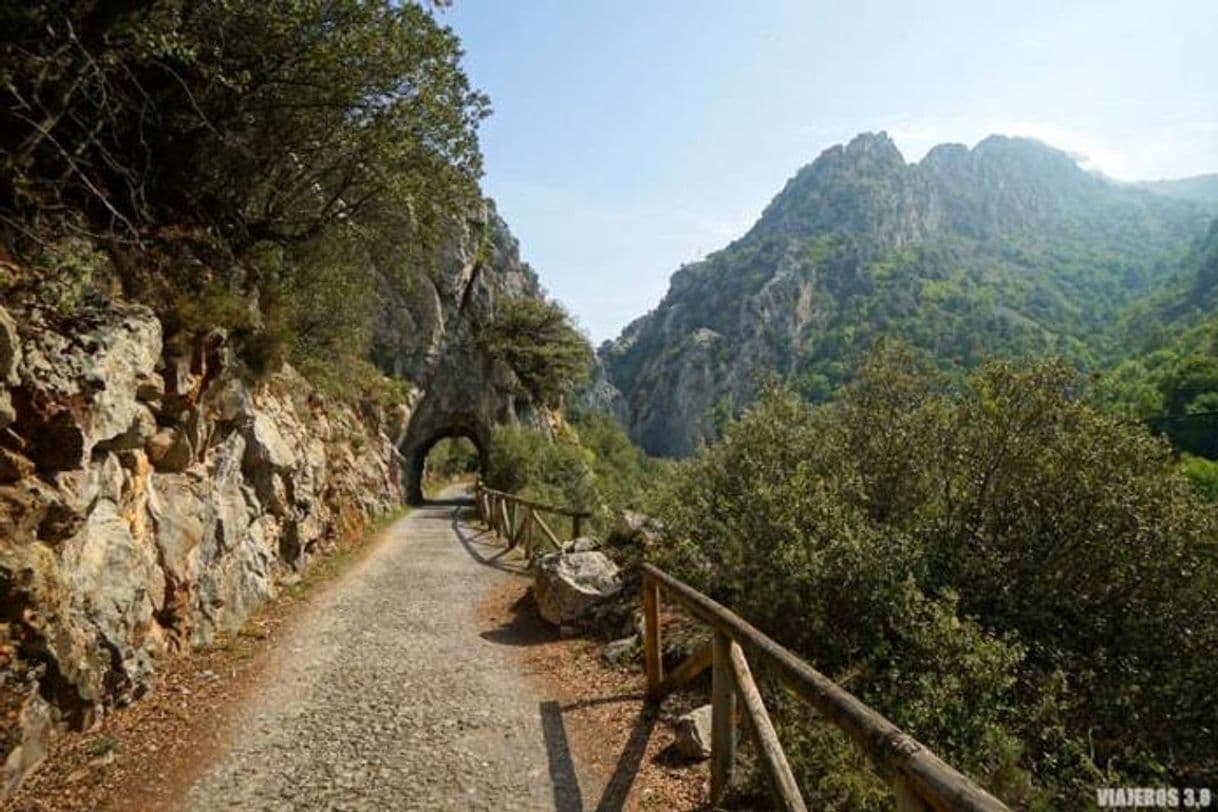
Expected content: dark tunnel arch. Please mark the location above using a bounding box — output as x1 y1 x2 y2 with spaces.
401 417 490 505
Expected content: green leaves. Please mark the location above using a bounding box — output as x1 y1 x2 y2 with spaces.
476 296 592 408
649 341 1218 804
2 0 493 393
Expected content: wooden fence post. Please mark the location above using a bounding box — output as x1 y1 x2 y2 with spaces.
728 642 807 812
572 514 583 539
711 631 737 803
893 775 933 812
643 576 663 698
523 508 535 557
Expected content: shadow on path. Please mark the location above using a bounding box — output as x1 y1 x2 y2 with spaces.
481 573 667 812
539 694 660 812
480 591 560 647
424 496 473 508
593 702 659 812
540 701 585 812
450 504 529 575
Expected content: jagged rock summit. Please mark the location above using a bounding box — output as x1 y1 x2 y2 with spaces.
601 132 1211 455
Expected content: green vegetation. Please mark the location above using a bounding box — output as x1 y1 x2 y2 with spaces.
0 0 496 400
482 410 660 532
88 735 118 758
477 296 593 406
603 134 1211 456
647 341 1218 809
422 436 479 495
1097 221 1218 464
2 1 485 245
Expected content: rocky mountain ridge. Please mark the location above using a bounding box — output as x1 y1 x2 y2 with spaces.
602 132 1213 455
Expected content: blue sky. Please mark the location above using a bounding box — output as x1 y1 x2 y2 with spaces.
442 0 1218 342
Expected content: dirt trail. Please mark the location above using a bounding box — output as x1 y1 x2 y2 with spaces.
179 485 595 811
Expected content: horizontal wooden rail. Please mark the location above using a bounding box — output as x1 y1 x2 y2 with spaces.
473 481 591 555
476 484 592 520
641 563 1010 812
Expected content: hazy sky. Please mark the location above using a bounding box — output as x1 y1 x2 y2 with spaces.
443 0 1218 342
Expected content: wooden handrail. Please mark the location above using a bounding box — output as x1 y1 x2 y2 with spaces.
728 641 805 812
475 483 592 520
473 481 590 553
641 563 1010 812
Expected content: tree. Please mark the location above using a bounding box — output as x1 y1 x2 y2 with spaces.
476 297 592 407
1 1 488 249
648 341 1218 806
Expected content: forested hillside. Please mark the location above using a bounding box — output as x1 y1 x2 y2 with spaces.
602 132 1214 455
0 1 593 405
1098 219 1218 456
1138 174 1218 206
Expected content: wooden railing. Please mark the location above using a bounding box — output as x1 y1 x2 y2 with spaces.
641 564 1011 812
473 481 592 556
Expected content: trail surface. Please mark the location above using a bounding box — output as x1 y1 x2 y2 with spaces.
181 485 589 811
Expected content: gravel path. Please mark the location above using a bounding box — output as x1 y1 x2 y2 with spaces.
180 485 589 811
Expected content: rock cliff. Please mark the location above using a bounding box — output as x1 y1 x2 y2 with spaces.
374 201 556 503
0 300 402 788
0 198 555 790
603 133 1211 455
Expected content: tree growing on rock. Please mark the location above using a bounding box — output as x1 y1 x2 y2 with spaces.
476 297 592 407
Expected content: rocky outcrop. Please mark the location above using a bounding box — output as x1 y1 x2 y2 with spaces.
532 545 623 625
603 132 1210 456
575 355 628 426
0 301 402 792
374 202 556 503
0 193 570 791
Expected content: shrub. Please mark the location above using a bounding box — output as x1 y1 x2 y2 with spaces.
647 341 1218 805
483 412 660 533
2 0 486 402
2 1 487 247
483 423 598 513
1181 453 1218 500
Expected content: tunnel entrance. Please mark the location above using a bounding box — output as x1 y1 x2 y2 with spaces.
417 435 480 500
402 422 489 505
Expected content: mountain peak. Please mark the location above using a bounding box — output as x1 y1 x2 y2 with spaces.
832 131 907 172
971 134 1085 173
844 130 905 162
604 131 1209 456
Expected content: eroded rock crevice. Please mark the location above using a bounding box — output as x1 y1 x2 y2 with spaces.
0 301 406 792
0 199 564 793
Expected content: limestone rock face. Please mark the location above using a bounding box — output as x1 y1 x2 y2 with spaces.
602 132 1210 456
379 201 556 503
0 300 403 790
0 308 18 431
532 549 623 625
0 195 560 791
1 683 51 795
575 355 628 426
